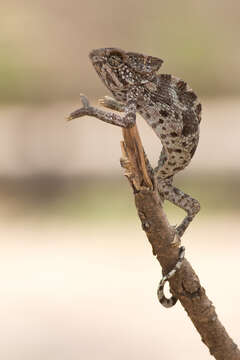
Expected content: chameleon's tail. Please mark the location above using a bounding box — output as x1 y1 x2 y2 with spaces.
157 246 185 308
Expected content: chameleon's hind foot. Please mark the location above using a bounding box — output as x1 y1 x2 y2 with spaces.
156 176 200 237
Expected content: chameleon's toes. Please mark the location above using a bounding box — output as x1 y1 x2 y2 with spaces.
67 100 92 121
99 96 125 112
172 224 180 235
98 98 107 107
99 95 114 104
79 93 90 108
99 96 119 111
67 94 92 121
171 231 181 247
67 108 84 121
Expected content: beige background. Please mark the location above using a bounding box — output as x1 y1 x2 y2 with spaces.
1 1 240 359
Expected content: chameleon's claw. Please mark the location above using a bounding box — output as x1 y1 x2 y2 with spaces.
66 114 74 121
67 108 84 121
99 95 113 105
80 93 90 108
98 98 106 107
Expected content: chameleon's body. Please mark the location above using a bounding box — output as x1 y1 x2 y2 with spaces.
69 48 202 307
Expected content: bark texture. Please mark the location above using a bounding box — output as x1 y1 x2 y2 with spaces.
121 125 240 360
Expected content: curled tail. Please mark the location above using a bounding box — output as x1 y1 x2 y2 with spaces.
157 246 185 308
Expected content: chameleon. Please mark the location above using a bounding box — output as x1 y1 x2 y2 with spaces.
68 48 201 307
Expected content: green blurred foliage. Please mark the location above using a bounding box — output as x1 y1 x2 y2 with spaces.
2 175 240 224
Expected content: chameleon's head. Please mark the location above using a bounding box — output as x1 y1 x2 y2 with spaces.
89 48 163 91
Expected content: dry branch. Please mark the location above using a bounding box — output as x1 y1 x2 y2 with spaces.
121 124 240 360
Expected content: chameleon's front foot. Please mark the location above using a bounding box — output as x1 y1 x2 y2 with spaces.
68 94 136 128
67 94 93 121
99 96 125 112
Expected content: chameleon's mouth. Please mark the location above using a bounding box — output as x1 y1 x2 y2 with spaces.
89 49 105 65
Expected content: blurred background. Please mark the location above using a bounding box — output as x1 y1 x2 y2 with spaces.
1 1 240 359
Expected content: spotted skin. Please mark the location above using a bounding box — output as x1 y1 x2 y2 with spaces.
68 48 202 307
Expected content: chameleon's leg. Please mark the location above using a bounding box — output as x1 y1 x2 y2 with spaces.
156 149 168 202
157 148 168 169
99 96 125 112
68 94 135 128
156 174 200 237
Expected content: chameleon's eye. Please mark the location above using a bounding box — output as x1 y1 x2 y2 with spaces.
108 52 123 67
